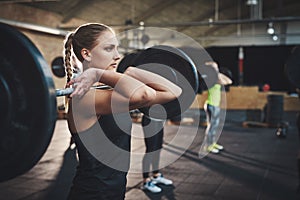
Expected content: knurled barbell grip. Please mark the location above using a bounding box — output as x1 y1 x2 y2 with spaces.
55 85 112 97
55 88 74 96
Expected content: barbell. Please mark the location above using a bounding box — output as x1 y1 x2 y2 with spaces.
117 45 200 119
0 22 218 182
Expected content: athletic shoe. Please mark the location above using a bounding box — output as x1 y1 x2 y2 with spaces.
152 173 173 185
213 143 224 150
207 144 219 154
141 180 162 193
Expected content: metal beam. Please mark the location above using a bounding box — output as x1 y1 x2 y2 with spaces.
194 32 300 40
133 0 178 23
61 0 92 24
144 16 300 27
0 0 59 3
176 1 236 33
0 18 68 36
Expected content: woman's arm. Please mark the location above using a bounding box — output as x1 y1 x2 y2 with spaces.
68 67 182 116
68 68 156 102
124 67 182 105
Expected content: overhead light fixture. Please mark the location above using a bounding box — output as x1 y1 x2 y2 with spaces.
272 34 278 41
267 22 275 35
208 18 214 27
139 21 145 30
246 0 258 6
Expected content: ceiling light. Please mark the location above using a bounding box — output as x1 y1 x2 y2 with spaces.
246 0 258 6
139 21 145 30
267 22 275 34
272 34 278 41
139 21 144 26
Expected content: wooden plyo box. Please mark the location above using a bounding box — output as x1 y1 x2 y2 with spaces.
190 86 300 112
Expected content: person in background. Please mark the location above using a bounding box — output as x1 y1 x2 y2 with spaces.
204 61 232 154
168 114 182 125
64 23 182 199
140 115 173 193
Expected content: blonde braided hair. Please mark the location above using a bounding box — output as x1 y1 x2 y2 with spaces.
64 32 74 83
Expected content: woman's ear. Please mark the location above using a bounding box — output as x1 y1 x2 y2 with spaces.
81 48 91 62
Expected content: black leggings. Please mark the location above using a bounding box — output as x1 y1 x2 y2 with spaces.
141 115 164 179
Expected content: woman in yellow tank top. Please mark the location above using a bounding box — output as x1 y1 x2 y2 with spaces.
204 61 232 154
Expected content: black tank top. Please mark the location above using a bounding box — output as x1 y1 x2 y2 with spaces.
68 113 132 200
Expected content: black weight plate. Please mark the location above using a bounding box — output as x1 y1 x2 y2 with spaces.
219 67 233 80
133 45 199 119
178 46 218 92
198 64 219 91
117 52 139 73
0 23 57 182
51 56 65 78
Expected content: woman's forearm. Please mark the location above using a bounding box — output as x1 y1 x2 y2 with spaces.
69 68 156 101
100 69 155 99
124 67 182 98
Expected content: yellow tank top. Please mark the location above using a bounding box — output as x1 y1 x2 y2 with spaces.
206 84 221 107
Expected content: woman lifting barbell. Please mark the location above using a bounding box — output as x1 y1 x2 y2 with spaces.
64 23 182 200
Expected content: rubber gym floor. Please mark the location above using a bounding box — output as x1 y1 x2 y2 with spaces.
0 110 299 200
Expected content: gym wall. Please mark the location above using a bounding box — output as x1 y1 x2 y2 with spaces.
206 45 298 93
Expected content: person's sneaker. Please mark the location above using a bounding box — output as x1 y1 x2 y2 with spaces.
152 173 173 185
141 180 162 193
207 144 219 154
213 143 224 150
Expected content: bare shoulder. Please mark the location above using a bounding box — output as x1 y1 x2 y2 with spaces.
77 88 113 109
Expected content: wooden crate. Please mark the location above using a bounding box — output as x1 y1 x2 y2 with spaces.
190 86 300 111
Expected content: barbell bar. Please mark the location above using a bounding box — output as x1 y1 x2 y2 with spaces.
0 22 218 182
55 85 112 97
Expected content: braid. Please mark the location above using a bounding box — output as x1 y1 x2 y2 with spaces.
64 32 74 83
